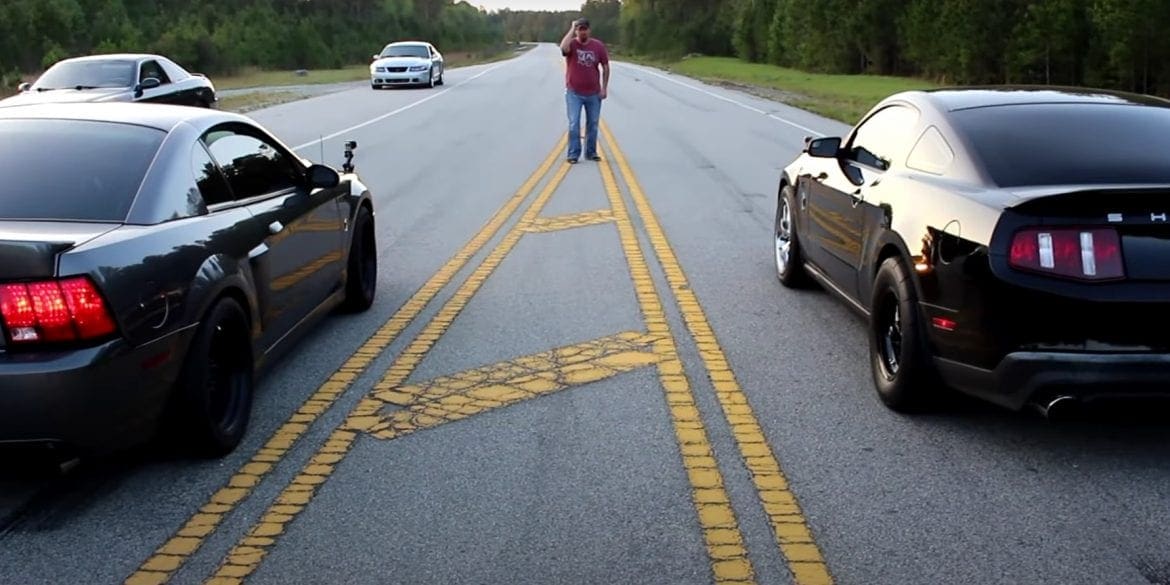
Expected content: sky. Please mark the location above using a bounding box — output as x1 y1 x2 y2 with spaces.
475 0 581 11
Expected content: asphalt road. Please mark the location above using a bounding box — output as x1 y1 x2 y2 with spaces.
3 43 1170 585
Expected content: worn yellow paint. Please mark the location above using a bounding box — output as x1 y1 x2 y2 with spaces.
205 161 573 583
602 121 835 585
123 136 568 585
597 138 756 585
366 333 663 440
523 209 615 233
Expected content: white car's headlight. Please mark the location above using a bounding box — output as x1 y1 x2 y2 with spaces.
409 65 429 72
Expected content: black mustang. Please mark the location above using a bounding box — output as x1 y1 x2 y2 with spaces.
2 53 217 109
0 104 376 457
775 87 1170 417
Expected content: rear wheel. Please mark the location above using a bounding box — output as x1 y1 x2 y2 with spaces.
172 297 254 456
869 257 938 411
428 67 437 88
775 183 810 288
342 205 377 312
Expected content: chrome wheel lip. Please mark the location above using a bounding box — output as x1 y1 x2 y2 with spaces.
774 196 792 276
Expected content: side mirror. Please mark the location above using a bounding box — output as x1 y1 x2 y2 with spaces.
371 54 381 62
805 136 841 158
308 164 341 189
17 82 30 92
134 77 161 97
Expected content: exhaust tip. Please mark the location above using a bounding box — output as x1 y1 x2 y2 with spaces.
1032 395 1082 420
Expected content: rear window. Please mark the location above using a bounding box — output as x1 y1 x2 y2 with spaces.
0 119 165 221
952 103 1170 188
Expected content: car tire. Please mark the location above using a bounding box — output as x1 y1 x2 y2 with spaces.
371 83 381 90
341 205 377 312
869 257 938 412
436 69 444 86
428 67 437 89
775 182 810 288
172 296 254 457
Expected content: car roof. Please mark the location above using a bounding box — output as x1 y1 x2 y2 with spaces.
59 53 163 63
917 86 1170 112
386 41 429 47
0 103 250 132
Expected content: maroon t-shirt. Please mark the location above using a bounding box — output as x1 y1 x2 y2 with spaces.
564 38 609 95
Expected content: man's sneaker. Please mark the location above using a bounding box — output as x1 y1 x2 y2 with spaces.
568 158 579 164
588 154 601 161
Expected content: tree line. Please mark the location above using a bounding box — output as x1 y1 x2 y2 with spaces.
620 0 1170 97
5 0 1168 99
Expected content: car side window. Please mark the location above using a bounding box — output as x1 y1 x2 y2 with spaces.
846 105 920 172
906 126 955 176
191 142 234 207
203 126 303 202
139 60 170 84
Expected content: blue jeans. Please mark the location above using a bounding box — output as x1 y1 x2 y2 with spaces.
566 90 602 160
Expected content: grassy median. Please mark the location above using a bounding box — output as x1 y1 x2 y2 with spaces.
628 55 940 124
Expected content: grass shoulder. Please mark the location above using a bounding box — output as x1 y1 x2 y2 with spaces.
621 54 939 124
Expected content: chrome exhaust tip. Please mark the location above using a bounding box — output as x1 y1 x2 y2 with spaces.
1031 395 1081 420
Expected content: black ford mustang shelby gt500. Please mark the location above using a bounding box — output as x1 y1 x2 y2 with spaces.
775 87 1170 416
0 104 376 457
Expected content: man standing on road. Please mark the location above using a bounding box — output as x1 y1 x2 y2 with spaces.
560 18 610 164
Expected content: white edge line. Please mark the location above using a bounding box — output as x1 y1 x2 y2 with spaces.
616 62 826 138
292 60 511 151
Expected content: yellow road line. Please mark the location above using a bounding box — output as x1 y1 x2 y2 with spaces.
523 209 615 233
599 143 757 584
205 162 572 585
602 121 834 585
360 331 664 439
124 136 568 585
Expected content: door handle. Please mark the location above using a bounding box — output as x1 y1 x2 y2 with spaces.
268 221 284 234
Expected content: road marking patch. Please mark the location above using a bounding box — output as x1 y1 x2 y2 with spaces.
523 209 615 233
124 136 568 585
603 121 834 585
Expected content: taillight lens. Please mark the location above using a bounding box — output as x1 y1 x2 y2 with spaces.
1009 227 1124 281
0 277 117 344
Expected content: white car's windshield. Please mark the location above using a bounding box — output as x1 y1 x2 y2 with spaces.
32 60 136 90
381 45 429 59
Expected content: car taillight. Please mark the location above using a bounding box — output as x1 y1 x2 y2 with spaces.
0 276 117 344
1009 227 1124 281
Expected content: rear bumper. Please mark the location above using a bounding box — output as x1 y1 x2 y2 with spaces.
936 351 1170 410
0 328 193 454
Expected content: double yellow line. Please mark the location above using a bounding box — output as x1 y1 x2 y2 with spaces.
125 136 570 585
600 121 833 585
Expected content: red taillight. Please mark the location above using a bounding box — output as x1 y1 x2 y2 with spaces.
0 277 116 344
1009 227 1124 281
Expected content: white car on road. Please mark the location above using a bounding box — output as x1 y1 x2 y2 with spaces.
370 41 445 89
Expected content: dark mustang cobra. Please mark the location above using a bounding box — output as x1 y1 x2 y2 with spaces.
1 53 217 109
0 104 376 457
775 87 1170 417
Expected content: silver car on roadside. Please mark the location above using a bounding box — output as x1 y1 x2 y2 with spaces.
370 41 444 89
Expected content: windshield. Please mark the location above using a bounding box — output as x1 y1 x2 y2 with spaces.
380 45 429 59
953 103 1170 188
0 119 165 221
32 60 136 90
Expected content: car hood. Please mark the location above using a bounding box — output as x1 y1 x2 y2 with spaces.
372 57 430 68
0 88 131 107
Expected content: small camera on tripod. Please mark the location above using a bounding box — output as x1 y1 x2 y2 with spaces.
342 140 358 173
